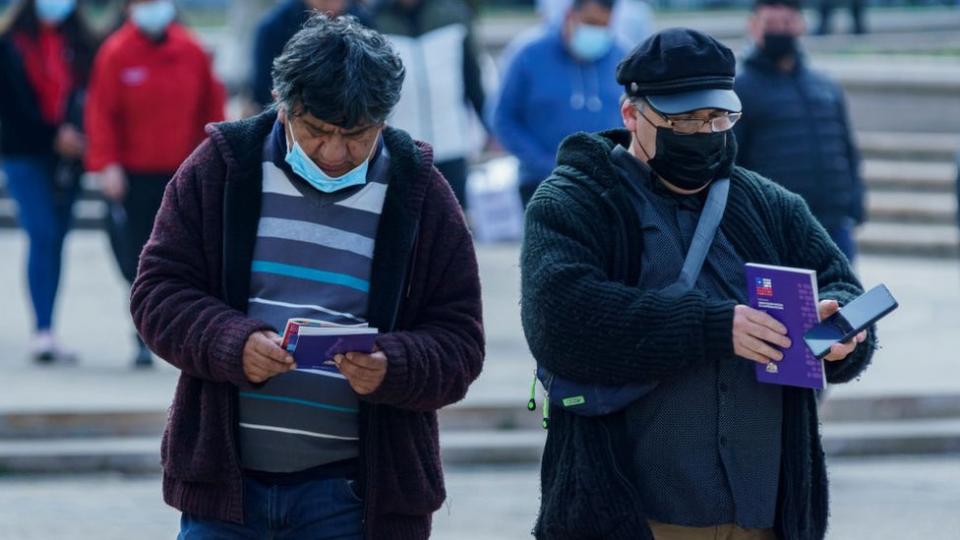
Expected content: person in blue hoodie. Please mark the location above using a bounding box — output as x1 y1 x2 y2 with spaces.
493 0 624 207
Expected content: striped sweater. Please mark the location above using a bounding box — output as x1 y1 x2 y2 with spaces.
240 121 390 474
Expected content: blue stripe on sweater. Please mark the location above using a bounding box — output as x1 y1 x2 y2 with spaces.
239 392 359 414
251 260 370 292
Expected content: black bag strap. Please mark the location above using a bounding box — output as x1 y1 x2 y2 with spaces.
675 177 729 290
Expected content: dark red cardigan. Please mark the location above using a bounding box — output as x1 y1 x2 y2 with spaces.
130 112 485 539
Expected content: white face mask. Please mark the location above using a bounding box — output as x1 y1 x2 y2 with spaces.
35 0 76 25
284 121 373 193
130 0 176 37
569 23 613 61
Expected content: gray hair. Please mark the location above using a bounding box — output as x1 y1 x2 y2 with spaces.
271 14 405 128
620 93 648 110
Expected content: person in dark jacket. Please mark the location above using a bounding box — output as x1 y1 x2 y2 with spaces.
373 0 487 209
85 0 226 367
735 0 864 262
249 0 373 112
522 28 876 540
130 15 484 539
0 0 98 364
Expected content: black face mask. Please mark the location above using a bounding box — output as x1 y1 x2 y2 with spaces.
761 33 798 63
638 113 738 191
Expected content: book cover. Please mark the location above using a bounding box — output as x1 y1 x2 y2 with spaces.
745 263 824 390
281 319 378 373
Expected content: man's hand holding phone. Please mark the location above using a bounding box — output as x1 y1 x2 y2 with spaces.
817 300 867 362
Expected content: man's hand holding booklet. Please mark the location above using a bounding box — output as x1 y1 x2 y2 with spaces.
280 318 379 371
279 318 386 395
744 263 898 389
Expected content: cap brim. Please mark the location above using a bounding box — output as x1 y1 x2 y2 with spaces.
645 89 742 115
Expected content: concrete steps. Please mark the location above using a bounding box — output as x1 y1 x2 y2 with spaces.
0 437 160 475
854 136 958 256
2 393 959 474
857 222 959 258
858 132 960 163
867 191 956 226
0 410 165 440
863 160 956 193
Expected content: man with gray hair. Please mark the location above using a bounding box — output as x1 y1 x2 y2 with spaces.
130 15 484 539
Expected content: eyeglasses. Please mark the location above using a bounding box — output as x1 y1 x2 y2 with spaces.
644 106 742 135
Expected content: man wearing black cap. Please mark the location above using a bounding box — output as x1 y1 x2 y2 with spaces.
735 0 864 263
521 28 875 540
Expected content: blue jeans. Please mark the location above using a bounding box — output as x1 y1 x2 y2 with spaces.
178 476 363 539
3 157 78 331
828 222 857 264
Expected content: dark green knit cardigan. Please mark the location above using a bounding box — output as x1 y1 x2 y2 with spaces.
520 130 877 540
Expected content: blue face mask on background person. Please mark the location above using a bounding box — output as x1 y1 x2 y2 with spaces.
284 121 372 193
35 0 76 25
130 0 176 37
570 23 613 62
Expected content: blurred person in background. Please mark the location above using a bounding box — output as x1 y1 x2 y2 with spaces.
537 0 655 51
373 0 487 210
816 0 866 35
493 0 624 208
0 0 98 364
85 0 225 368
130 15 483 538
735 0 864 263
249 0 373 112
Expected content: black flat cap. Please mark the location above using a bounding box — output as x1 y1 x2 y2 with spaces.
616 28 741 114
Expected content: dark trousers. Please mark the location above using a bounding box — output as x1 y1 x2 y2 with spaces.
3 156 79 331
828 222 858 264
178 476 363 539
436 157 468 211
817 0 867 34
106 172 171 285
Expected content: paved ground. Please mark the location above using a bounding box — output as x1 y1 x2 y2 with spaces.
1 231 959 414
0 456 957 540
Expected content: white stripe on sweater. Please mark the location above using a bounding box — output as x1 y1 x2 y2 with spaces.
239 423 359 441
247 297 364 323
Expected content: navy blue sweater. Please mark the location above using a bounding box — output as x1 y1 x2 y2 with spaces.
734 50 864 231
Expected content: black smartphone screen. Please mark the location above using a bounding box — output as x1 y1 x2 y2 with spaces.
804 284 898 359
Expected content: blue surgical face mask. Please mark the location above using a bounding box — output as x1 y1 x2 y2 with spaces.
284 121 372 193
570 23 613 62
130 0 176 37
35 0 76 25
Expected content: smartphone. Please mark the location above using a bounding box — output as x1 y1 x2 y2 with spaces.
804 284 898 359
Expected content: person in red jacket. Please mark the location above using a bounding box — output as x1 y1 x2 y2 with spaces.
85 0 225 367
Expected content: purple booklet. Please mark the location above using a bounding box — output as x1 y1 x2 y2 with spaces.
282 320 378 373
745 263 825 390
